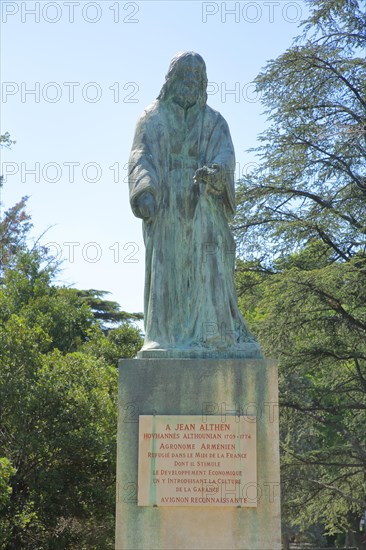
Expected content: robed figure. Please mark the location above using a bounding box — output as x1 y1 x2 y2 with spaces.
129 52 261 357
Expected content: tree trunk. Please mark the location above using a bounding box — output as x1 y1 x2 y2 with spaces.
282 533 290 550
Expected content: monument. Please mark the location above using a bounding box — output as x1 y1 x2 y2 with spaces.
116 52 281 549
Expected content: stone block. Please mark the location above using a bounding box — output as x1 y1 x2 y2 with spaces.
115 358 281 550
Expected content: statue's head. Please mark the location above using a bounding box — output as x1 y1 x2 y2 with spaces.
158 51 208 109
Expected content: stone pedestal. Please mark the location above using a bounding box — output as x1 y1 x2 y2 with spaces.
115 359 281 550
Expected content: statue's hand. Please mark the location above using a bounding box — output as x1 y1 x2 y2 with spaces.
136 192 156 221
194 164 225 195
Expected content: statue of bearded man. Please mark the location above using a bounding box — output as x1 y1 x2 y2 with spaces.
128 51 261 358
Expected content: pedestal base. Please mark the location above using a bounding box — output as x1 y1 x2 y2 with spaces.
115 358 281 550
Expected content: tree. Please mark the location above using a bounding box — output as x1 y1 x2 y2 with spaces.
0 133 31 278
82 322 143 366
0 250 114 548
0 198 33 277
0 132 15 149
0 194 142 547
237 248 366 545
234 0 366 546
73 288 143 329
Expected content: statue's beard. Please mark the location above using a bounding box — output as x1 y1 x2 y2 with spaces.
171 82 200 109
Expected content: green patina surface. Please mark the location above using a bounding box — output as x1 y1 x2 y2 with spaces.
128 52 262 359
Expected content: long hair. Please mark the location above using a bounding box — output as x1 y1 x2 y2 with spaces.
157 51 208 106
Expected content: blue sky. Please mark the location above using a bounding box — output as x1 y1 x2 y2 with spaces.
1 0 307 315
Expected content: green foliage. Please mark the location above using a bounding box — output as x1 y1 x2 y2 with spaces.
83 323 143 367
234 0 366 545
73 288 143 328
235 0 366 266
0 201 142 546
1 136 32 276
0 458 16 512
0 198 32 276
236 250 366 543
1 348 117 548
1 251 95 353
0 132 15 149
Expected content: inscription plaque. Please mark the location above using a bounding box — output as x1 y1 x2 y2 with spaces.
138 415 257 507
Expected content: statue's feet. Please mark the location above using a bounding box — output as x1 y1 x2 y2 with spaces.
137 338 263 359
141 341 169 351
